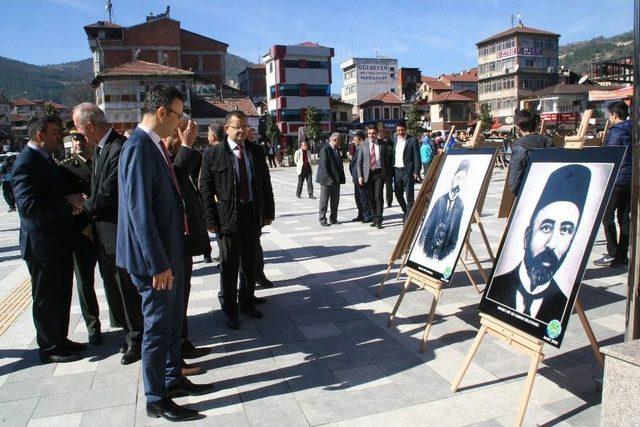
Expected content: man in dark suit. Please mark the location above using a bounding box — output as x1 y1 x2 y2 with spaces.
165 116 212 367
377 126 394 208
73 102 143 364
59 130 102 345
200 111 275 330
348 130 372 223
12 116 87 363
418 159 469 260
391 120 421 219
487 164 591 323
316 132 345 226
116 86 212 422
357 125 392 229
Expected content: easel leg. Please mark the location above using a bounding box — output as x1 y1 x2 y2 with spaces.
388 276 411 326
460 256 481 294
474 211 495 262
376 263 394 298
450 324 487 392
467 243 488 283
515 351 543 427
396 253 408 279
420 289 442 353
574 299 604 366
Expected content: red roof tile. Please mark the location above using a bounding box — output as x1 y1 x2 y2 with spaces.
441 68 478 83
428 91 476 103
12 98 37 106
99 60 195 77
202 97 259 116
420 77 451 90
359 91 403 106
477 25 560 45
84 20 123 28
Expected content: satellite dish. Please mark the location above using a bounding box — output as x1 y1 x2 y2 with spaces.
505 116 514 124
578 75 590 84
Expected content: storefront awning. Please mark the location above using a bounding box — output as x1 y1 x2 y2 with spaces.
589 86 633 101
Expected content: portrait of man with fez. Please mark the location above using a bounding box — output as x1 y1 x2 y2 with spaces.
487 164 592 323
419 159 470 260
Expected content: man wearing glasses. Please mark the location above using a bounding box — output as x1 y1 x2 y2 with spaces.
200 110 275 330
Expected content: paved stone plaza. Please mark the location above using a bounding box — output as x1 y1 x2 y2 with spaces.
0 163 630 426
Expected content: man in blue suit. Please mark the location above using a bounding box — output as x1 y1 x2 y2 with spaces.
12 115 88 364
116 86 212 422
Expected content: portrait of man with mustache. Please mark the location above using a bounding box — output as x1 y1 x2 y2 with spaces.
487 164 591 323
419 159 470 260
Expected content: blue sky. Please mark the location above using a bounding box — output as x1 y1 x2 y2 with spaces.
0 0 633 91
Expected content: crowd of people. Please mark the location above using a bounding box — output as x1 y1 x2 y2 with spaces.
6 79 632 421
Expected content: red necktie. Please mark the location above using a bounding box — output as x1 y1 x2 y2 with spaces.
158 140 190 235
370 141 377 170
236 145 250 202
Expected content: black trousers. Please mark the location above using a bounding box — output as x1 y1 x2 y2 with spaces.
27 252 74 355
296 167 314 197
219 203 260 317
393 168 415 216
385 175 393 207
366 169 385 222
181 252 193 343
319 183 340 222
602 184 631 261
354 183 372 220
267 155 276 167
2 181 15 209
96 248 143 346
72 234 100 336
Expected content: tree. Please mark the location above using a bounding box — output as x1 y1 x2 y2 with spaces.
404 105 422 137
479 103 493 132
305 106 321 144
265 112 280 143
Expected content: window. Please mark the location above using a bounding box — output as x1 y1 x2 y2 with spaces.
390 73 395 78
393 108 399 120
339 111 348 122
307 85 330 96
383 107 390 120
269 85 276 98
269 62 273 73
281 109 302 122
332 112 337 121
279 84 299 96
374 107 380 120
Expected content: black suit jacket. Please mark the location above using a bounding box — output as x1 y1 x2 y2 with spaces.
83 129 125 255
392 134 421 176
315 143 345 186
419 193 464 260
200 140 275 233
12 146 76 261
487 265 568 323
173 146 211 256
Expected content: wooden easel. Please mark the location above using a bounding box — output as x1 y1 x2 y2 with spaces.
388 268 443 352
563 109 594 149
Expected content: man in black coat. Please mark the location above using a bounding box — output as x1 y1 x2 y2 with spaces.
348 130 372 223
73 103 143 364
165 117 212 363
391 120 421 219
487 164 591 323
316 132 345 226
59 130 102 345
418 159 469 260
12 116 86 363
357 125 392 229
200 110 275 330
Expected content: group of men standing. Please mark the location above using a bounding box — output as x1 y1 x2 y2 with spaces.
312 120 421 228
12 85 275 422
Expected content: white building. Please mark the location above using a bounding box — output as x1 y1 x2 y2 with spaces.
340 57 398 107
263 42 334 142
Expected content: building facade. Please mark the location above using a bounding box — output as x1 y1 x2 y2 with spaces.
428 91 477 131
263 42 334 141
340 57 398 107
398 67 422 101
237 64 267 104
84 10 228 83
477 24 560 126
357 91 404 130
92 60 194 130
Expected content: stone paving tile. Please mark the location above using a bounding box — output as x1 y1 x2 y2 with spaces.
79 404 136 427
0 372 95 403
0 397 39 427
27 413 83 427
31 384 137 419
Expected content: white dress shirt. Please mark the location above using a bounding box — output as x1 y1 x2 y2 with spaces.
394 136 406 168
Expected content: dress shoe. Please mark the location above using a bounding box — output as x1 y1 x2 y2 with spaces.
118 342 128 354
330 220 341 225
181 360 205 376
309 195 316 199
182 343 211 359
320 220 330 227
63 339 87 352
88 332 103 345
376 222 383 229
121 345 141 365
240 305 264 319
296 195 302 198
352 216 364 222
203 254 213 263
40 351 82 364
146 398 200 422
226 316 241 330
370 220 377 227
257 277 274 288
252 296 267 304
167 377 215 398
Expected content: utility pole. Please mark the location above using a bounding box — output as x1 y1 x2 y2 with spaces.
106 0 113 22
625 0 640 341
